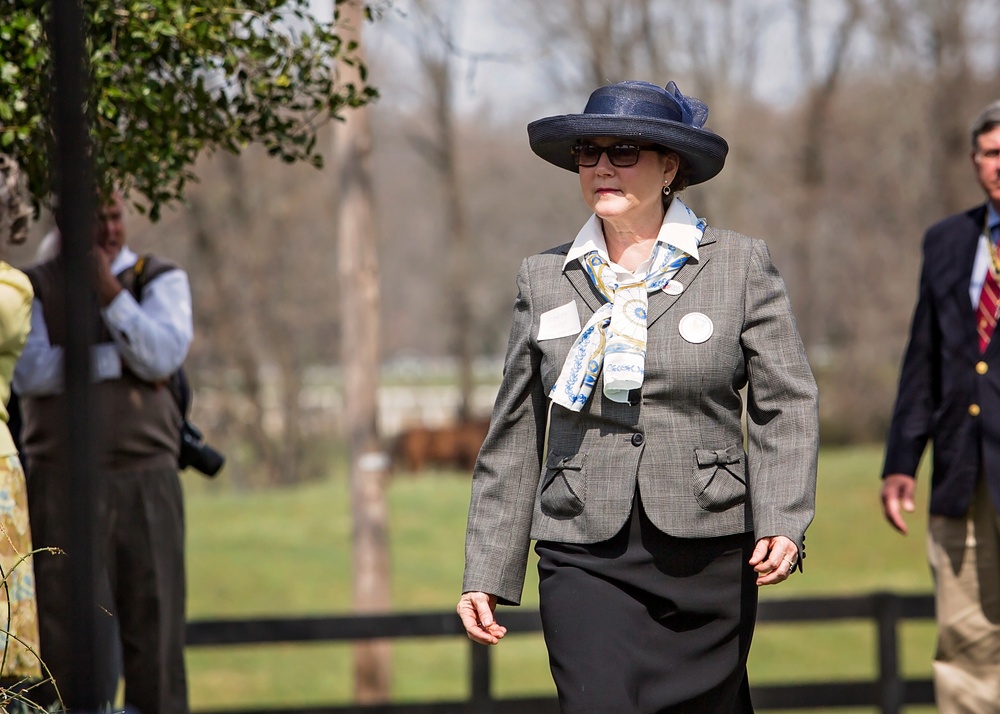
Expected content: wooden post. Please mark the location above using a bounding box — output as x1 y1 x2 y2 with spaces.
470 640 494 713
332 0 392 702
875 592 904 714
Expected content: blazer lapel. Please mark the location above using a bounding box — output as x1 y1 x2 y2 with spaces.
645 229 716 328
561 226 716 323
563 258 608 314
947 207 988 356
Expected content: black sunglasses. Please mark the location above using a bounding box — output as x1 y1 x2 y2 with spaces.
570 143 659 168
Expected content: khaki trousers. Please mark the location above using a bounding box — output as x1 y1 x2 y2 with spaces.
927 477 1000 714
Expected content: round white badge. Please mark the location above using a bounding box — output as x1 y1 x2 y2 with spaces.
663 280 684 296
678 312 714 344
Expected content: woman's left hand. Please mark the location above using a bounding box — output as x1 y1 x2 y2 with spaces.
749 535 799 586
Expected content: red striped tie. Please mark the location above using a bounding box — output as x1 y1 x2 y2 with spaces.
978 229 1000 352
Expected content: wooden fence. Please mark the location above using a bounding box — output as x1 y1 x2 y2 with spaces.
186 591 935 714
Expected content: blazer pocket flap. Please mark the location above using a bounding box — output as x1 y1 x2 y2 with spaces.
540 452 587 519
693 444 746 512
545 451 587 472
695 444 743 466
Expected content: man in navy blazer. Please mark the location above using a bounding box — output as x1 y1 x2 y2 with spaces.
882 99 1000 711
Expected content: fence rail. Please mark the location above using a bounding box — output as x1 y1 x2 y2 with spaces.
187 591 935 714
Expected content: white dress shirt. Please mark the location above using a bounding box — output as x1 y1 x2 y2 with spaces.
968 203 1000 308
13 245 193 396
563 196 703 281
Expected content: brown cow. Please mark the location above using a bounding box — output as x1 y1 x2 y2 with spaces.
392 418 491 474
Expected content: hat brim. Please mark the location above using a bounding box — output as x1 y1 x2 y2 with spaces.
527 115 728 185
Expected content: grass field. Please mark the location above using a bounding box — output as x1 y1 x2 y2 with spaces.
183 443 937 713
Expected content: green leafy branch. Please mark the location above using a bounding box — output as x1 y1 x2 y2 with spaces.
0 0 378 220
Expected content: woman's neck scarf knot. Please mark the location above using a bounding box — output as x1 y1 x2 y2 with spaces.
550 200 706 411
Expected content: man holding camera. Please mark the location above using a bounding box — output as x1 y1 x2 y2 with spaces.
14 192 193 713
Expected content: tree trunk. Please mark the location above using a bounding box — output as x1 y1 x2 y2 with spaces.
432 52 474 421
790 0 863 352
924 0 973 217
409 0 475 421
186 194 278 490
332 0 392 702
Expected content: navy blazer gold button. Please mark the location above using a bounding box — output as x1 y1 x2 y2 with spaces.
631 433 645 446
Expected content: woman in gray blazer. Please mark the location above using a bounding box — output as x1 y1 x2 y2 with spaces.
457 80 819 713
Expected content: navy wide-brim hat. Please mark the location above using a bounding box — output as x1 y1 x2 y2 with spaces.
527 80 729 185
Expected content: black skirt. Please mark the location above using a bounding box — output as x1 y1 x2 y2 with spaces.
535 494 757 714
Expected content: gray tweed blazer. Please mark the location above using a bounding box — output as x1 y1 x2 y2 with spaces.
463 227 819 606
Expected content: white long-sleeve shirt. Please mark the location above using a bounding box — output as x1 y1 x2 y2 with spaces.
13 245 193 396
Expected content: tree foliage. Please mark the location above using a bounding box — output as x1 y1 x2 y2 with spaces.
0 0 377 220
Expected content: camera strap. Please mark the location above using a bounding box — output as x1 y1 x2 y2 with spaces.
131 256 224 477
131 254 191 418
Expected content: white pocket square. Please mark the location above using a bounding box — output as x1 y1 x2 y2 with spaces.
538 301 582 341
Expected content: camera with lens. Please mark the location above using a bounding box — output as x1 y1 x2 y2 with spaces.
178 419 225 477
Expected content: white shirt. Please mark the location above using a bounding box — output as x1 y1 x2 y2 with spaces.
968 203 1000 308
13 245 193 396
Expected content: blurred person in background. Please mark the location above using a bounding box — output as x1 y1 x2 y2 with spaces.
14 191 193 713
457 80 819 713
0 154 42 689
881 99 1000 712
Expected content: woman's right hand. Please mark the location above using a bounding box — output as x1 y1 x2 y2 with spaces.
457 591 507 645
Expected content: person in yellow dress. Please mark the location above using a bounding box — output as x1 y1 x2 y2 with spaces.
0 154 42 687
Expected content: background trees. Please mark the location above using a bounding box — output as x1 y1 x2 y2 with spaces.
0 0 376 218
10 0 1000 476
1 0 377 488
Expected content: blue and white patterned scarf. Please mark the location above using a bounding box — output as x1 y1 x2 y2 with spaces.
550 199 706 411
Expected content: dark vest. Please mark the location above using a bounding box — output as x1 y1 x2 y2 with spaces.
21 255 182 471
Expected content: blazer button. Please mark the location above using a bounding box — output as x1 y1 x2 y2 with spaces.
631 433 645 447
969 404 982 417
977 361 989 375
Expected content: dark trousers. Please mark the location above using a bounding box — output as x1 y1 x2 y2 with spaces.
27 461 189 714
535 495 757 714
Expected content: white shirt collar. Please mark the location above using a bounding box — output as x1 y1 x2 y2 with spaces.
563 197 703 270
110 245 138 274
